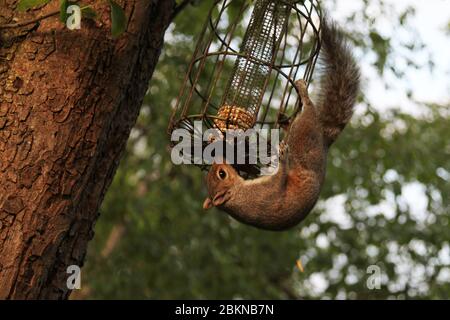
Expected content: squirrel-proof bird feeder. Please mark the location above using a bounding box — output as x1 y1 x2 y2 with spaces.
168 0 322 176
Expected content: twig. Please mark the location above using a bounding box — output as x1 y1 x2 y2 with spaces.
0 10 60 29
0 0 81 30
172 0 194 20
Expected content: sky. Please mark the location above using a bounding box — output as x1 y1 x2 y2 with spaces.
315 0 450 296
326 0 449 228
330 0 450 114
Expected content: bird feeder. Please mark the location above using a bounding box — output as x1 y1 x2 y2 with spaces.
168 0 322 176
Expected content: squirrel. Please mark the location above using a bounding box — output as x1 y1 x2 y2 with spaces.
202 18 361 231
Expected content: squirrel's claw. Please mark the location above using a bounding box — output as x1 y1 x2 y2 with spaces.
203 190 231 210
279 141 289 159
212 190 231 207
295 79 307 88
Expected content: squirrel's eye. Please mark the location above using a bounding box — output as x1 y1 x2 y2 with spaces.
218 169 227 180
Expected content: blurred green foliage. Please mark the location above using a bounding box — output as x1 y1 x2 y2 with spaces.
76 0 450 299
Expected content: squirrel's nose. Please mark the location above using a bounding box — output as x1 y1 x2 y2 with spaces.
203 198 213 210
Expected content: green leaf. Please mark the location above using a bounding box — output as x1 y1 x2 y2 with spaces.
369 31 390 75
59 0 69 23
81 6 97 20
108 0 127 38
17 0 51 11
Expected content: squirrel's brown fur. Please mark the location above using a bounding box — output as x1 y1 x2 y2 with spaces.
203 19 361 231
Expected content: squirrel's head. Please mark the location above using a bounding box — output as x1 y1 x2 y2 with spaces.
203 162 242 210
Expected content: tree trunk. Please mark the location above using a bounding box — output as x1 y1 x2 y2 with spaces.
0 0 174 299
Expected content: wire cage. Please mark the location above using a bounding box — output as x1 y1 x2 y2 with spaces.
168 0 322 176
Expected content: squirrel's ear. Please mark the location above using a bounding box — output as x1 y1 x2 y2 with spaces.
213 156 225 165
203 197 213 210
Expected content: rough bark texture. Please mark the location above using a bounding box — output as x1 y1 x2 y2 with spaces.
0 0 174 299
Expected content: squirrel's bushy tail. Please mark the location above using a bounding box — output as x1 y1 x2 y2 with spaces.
317 18 360 146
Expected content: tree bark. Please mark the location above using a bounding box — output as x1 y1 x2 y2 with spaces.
0 0 174 299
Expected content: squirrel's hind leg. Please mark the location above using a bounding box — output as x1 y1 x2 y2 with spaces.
295 80 313 108
274 141 289 189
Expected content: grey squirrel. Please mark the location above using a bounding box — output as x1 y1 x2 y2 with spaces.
202 18 361 231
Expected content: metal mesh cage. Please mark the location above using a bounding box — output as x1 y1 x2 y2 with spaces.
168 0 322 174
223 0 292 116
